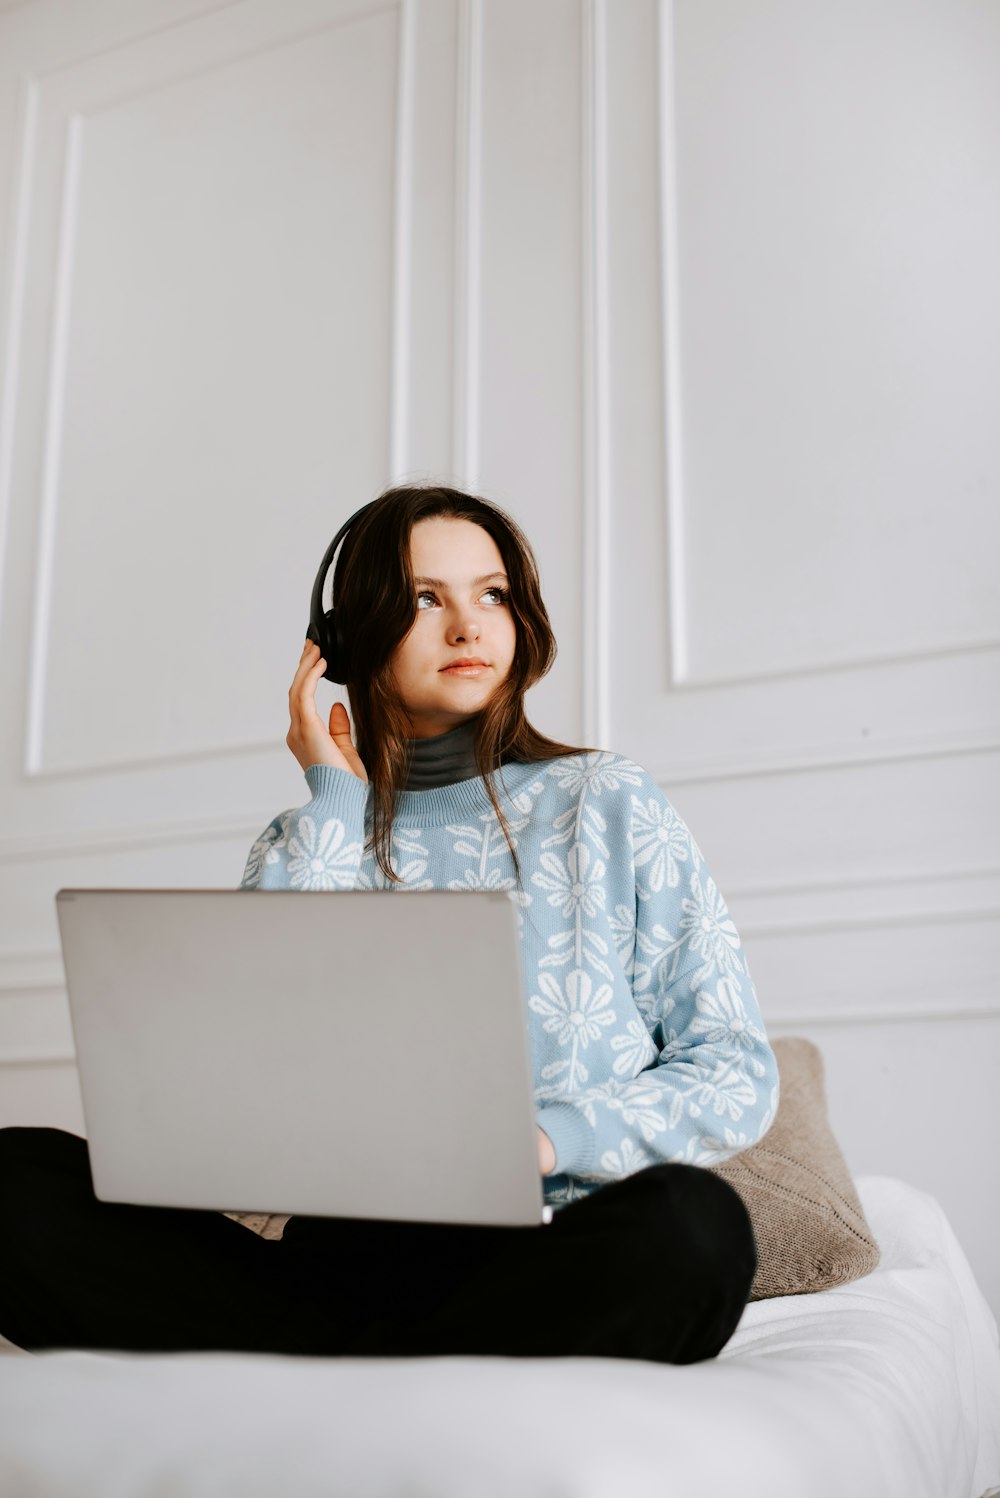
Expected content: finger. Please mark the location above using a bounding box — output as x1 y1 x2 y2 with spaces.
290 652 327 718
290 641 320 691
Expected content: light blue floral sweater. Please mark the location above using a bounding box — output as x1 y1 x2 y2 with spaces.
240 752 778 1209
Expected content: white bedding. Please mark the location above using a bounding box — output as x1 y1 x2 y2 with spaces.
1 1176 998 1498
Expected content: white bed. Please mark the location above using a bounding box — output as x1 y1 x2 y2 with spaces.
2 1176 998 1498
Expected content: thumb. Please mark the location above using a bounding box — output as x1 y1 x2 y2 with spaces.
328 701 352 739
328 700 367 782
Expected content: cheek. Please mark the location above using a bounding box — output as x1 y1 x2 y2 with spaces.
388 637 415 685
394 624 434 678
498 617 518 669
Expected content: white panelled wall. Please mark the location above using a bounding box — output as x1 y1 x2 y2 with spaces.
0 0 998 1310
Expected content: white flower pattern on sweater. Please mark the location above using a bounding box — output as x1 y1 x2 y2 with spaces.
240 753 778 1209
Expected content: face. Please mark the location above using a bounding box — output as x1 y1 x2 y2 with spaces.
390 516 518 738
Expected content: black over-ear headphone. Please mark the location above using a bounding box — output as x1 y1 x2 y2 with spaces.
306 501 376 683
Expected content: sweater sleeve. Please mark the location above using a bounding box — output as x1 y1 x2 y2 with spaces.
536 777 779 1179
239 765 368 891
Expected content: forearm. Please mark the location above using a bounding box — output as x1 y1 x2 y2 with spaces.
535 1032 779 1180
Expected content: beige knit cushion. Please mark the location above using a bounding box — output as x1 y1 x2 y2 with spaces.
223 1210 288 1240
709 1036 880 1300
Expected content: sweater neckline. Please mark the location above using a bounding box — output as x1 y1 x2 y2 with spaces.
403 718 480 790
389 757 547 825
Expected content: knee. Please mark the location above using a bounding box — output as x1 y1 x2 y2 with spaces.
0 1125 87 1165
0 1128 93 1291
633 1163 757 1300
0 1127 91 1203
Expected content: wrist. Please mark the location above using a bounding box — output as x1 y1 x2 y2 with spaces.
303 762 369 812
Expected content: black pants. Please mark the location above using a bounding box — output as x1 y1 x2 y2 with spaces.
0 1127 756 1364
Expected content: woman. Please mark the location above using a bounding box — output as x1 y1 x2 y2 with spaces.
0 483 777 1364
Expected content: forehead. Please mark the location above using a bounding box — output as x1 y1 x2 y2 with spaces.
408 516 505 577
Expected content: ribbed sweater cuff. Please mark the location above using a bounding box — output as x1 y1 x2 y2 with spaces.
303 763 368 819
537 1104 596 1178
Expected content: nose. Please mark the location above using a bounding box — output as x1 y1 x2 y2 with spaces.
447 613 480 644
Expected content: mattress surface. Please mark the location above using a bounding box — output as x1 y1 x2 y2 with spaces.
1 1175 998 1498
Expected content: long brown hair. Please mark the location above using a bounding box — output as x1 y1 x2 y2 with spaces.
334 483 594 883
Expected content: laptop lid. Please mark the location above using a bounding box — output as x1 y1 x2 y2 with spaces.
56 888 551 1228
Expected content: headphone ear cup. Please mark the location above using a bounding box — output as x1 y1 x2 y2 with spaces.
306 612 343 682
319 608 346 684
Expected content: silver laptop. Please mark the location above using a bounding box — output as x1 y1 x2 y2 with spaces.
55 888 553 1228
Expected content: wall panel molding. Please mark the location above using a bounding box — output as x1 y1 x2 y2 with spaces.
744 910 1000 1025
581 0 611 749
768 1007 1000 1031
0 74 37 635
451 0 481 488
0 950 64 991
16 0 405 782
651 729 1000 788
740 906 1000 942
24 110 82 777
388 0 416 479
0 812 262 865
0 1052 77 1067
656 0 688 691
735 874 1000 945
655 0 1000 693
728 863 1000 905
0 976 73 1065
672 636 1000 695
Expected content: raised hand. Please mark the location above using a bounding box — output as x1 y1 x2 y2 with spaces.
286 640 368 782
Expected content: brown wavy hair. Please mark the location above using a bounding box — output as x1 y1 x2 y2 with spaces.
333 483 594 883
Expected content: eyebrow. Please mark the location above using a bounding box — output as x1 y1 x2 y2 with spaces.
413 572 508 589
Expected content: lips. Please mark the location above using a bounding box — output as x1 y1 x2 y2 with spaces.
440 659 488 670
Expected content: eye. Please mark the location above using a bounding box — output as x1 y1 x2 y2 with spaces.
415 586 508 609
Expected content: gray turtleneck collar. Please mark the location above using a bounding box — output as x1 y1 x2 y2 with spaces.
404 718 482 790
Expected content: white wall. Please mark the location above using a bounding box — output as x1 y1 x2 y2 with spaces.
0 0 997 1311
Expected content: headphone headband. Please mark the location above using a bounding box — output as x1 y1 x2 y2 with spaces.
306 500 376 683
